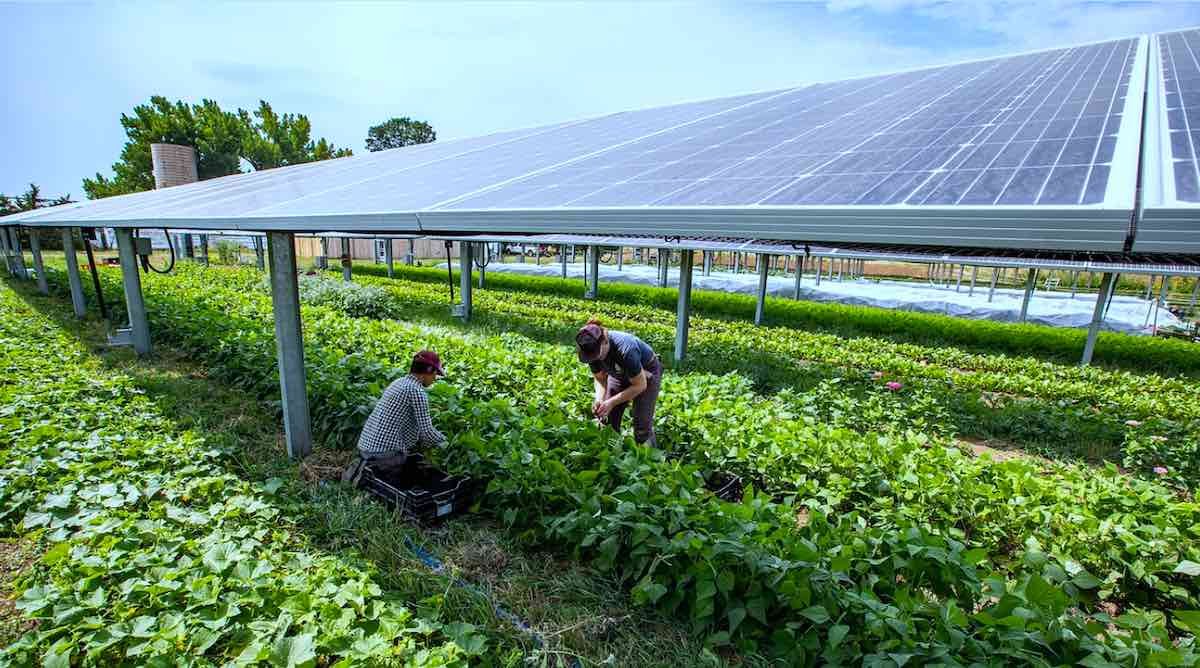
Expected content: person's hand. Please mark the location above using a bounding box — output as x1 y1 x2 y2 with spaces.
594 398 616 419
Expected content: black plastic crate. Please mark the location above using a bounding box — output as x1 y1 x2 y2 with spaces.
360 454 484 523
705 471 744 503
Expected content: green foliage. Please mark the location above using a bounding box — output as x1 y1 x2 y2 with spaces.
39 263 1200 664
366 117 436 152
295 275 403 320
0 288 470 666
83 96 351 199
240 101 353 171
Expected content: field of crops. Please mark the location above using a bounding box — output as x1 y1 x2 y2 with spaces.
5 259 1200 665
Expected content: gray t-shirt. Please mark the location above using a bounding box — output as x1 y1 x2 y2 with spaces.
588 330 656 382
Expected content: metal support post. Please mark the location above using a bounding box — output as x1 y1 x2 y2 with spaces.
617 247 624 271
754 253 770 325
1082 272 1115 366
674 250 694 364
585 246 599 299
793 255 804 299
183 233 195 259
561 245 567 278
703 250 712 276
1070 271 1081 298
1190 279 1200 315
340 238 352 282
955 265 964 292
988 268 999 302
657 250 668 288
266 232 312 459
253 236 266 270
1019 268 1037 323
115 229 151 356
815 257 823 285
519 244 526 263
385 240 394 278
62 228 87 318
458 242 473 322
1146 276 1169 326
1144 276 1155 301
406 239 415 265
837 259 844 282
29 229 47 294
969 266 978 296
198 234 209 265
733 252 740 274
0 226 12 275
8 228 28 280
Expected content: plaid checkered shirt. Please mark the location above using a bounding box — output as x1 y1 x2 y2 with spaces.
356 374 446 457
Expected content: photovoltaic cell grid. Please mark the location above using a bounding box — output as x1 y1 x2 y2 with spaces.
446 38 1137 210
1159 29 1200 202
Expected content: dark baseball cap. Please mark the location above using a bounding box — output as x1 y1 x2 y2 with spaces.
412 350 445 376
576 323 605 362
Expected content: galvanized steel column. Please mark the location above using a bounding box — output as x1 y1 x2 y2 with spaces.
987 268 999 302
182 233 195 259
29 229 47 294
266 231 312 459
561 244 568 278
585 245 599 299
199 235 209 265
115 229 151 356
340 238 352 282
62 228 87 318
254 236 265 271
0 226 12 275
815 257 823 285
477 244 486 289
406 239 415 266
458 242 473 322
617 247 624 271
657 250 668 288
8 227 28 280
955 265 964 292
969 266 978 296
674 250 694 364
754 253 769 326
702 251 712 276
793 255 804 299
384 239 394 278
1082 272 1115 366
1019 269 1037 323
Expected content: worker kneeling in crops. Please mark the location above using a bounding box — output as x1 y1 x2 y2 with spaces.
342 350 447 486
576 319 661 447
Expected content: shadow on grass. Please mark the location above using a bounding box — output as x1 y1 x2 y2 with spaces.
3 276 729 668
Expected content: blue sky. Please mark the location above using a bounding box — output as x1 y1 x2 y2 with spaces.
2 1 1198 199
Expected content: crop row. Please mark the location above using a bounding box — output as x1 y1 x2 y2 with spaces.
326 266 1200 472
0 286 473 666
39 264 1200 663
352 261 1200 378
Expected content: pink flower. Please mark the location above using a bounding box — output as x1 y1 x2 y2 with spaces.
885 381 903 392
1154 466 1169 476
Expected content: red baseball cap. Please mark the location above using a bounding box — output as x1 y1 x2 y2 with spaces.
412 350 445 376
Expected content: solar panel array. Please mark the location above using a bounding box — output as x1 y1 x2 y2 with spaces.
445 38 1138 210
22 29 1200 255
1158 29 1200 201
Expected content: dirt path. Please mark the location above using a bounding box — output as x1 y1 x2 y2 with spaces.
0 538 39 648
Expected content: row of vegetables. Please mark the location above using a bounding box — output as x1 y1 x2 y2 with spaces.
0 286 475 666
36 263 1200 664
335 265 1200 483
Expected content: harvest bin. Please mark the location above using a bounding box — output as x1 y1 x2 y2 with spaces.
361 454 483 523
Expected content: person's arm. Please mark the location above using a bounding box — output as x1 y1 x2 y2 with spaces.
413 389 446 447
595 370 647 418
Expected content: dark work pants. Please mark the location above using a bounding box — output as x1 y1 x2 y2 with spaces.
606 356 662 446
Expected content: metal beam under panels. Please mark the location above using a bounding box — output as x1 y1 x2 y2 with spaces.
62 228 87 318
114 229 151 356
28 229 47 295
675 250 694 364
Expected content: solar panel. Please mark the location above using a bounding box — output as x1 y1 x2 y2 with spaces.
444 38 1141 210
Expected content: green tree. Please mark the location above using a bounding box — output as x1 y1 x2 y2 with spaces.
365 117 436 152
83 96 351 199
240 100 352 170
0 183 71 216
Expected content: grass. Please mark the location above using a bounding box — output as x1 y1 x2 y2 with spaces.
3 275 729 667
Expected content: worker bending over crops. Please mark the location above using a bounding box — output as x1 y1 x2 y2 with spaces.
576 319 662 447
342 350 447 486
